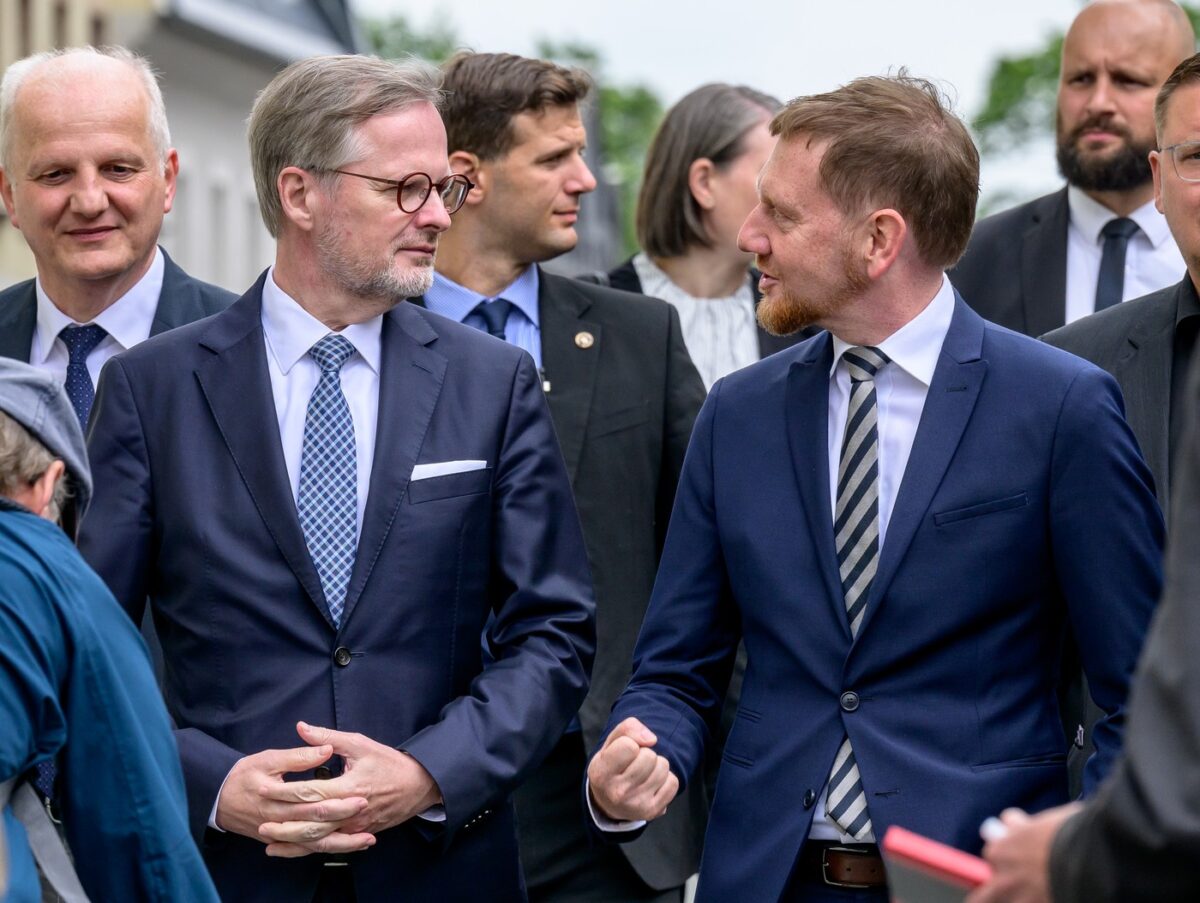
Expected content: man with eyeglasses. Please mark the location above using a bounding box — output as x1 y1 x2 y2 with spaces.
952 0 1193 337
412 51 706 903
75 54 595 903
969 67 1200 903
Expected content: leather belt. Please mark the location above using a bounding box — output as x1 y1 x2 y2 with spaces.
795 842 888 889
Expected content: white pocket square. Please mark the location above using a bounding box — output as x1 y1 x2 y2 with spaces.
410 460 488 481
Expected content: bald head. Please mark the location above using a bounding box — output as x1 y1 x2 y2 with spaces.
1056 0 1195 203
0 47 170 171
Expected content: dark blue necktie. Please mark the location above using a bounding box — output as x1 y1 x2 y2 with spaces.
472 298 514 340
58 324 108 429
1094 218 1140 312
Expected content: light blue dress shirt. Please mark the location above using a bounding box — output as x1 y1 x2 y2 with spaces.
424 267 542 368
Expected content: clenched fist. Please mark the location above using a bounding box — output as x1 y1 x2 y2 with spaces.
587 717 679 823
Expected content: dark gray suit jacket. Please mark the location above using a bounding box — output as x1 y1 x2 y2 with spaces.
950 189 1070 336
417 270 708 890
0 249 234 362
1050 343 1200 902
1042 279 1184 518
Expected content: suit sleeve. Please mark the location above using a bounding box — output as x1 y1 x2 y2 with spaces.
600 381 741 797
400 354 596 835
1049 365 1165 794
657 304 705 557
1049 364 1200 903
78 356 244 841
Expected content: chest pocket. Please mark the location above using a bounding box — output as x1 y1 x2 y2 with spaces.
589 401 650 439
407 468 492 504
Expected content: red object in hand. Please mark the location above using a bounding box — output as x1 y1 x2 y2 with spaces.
882 826 993 902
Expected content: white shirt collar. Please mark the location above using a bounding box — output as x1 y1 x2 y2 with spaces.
32 246 165 366
260 267 382 375
1067 185 1173 249
830 273 955 388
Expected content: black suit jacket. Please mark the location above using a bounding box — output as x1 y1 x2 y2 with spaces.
0 248 234 361
950 189 1070 336
599 257 807 359
416 268 708 889
1043 279 1185 517
1050 337 1200 903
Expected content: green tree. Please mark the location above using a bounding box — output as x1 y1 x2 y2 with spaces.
361 13 461 63
973 4 1200 156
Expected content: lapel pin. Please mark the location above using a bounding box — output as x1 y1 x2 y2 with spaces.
574 331 594 349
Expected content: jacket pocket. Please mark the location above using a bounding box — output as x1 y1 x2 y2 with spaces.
970 751 1066 772
408 468 492 504
589 401 650 439
933 491 1028 526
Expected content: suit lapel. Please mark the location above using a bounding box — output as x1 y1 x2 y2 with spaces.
193 278 332 626
783 334 849 638
340 303 446 625
0 282 37 361
150 249 204 336
1020 189 1070 336
860 297 988 635
1113 283 1179 508
539 271 601 483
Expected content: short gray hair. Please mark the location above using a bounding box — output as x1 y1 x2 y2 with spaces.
248 54 443 238
0 45 171 171
637 83 781 259
0 411 68 522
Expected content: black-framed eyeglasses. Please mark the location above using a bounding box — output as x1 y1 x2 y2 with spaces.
325 169 474 214
1161 142 1200 183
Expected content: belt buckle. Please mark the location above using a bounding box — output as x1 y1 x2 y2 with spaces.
821 845 876 890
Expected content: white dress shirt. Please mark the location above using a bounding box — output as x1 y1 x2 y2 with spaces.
807 274 955 841
1064 186 1185 325
632 253 760 390
29 246 165 384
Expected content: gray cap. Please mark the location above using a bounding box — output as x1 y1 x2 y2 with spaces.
0 357 92 515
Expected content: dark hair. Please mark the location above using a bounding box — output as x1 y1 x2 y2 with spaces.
440 51 592 159
637 83 781 258
771 73 980 269
1156 52 1200 140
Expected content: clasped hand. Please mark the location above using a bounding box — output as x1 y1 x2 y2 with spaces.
215 721 442 858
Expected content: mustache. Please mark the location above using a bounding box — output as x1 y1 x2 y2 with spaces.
1064 114 1133 145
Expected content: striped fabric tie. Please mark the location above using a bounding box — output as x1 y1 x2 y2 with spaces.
825 344 890 841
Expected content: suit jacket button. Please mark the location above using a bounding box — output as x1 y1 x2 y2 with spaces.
333 646 352 667
803 789 816 809
840 691 860 712
313 765 332 780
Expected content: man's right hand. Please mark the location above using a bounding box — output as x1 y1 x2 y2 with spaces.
215 744 375 854
587 717 679 823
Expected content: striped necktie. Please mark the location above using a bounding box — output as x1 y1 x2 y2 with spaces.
825 345 890 841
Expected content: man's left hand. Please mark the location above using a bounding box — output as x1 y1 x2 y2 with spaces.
966 803 1082 903
256 721 443 857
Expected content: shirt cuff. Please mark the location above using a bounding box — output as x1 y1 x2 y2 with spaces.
416 804 446 822
208 768 234 831
584 777 646 832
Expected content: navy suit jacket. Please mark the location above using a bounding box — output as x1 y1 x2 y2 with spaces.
0 248 234 361
604 297 1163 902
77 274 596 902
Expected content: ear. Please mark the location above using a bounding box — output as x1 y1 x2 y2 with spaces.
28 459 65 520
161 148 180 214
278 166 322 232
687 157 718 210
450 150 487 206
0 167 20 229
1150 149 1165 215
862 209 907 281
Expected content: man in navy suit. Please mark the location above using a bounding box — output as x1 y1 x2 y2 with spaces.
0 47 233 421
77 55 595 902
588 75 1164 902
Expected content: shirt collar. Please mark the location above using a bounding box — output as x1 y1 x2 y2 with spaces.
33 246 165 365
1067 185 1173 249
260 267 382 375
425 266 541 326
830 273 955 388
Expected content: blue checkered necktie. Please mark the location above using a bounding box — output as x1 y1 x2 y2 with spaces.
58 324 107 429
825 345 890 842
297 334 358 627
471 298 513 340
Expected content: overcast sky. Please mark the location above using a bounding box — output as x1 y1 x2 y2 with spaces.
351 0 1090 201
